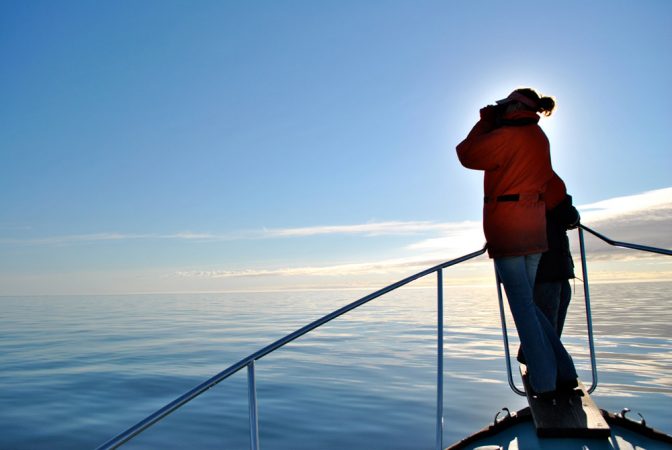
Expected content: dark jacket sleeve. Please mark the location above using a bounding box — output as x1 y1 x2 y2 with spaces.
548 195 580 229
537 193 579 282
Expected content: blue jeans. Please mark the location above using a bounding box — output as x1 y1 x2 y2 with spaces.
534 280 572 337
495 254 577 393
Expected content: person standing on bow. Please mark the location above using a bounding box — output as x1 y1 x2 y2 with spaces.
456 87 577 397
516 172 580 365
535 172 580 337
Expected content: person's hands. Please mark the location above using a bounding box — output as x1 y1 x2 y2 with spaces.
567 207 580 229
477 105 499 133
479 105 498 121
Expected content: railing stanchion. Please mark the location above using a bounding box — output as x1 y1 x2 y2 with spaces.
436 269 444 450
578 227 598 393
495 269 526 396
247 361 260 450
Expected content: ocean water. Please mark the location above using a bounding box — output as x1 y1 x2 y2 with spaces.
1 281 671 449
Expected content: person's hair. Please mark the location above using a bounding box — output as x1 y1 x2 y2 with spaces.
515 87 556 116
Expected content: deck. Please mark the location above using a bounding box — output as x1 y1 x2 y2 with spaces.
521 366 611 438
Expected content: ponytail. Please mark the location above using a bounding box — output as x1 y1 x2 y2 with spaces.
513 88 556 116
537 96 556 117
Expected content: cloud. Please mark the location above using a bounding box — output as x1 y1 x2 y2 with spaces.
173 254 493 292
177 187 671 285
3 188 669 294
0 221 466 246
400 188 672 261
579 187 672 221
3 188 669 283
176 255 456 279
0 233 142 245
263 221 456 238
576 187 672 258
171 221 488 282
0 232 220 246
404 220 484 254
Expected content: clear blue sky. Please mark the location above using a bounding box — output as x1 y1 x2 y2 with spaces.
2 1 671 294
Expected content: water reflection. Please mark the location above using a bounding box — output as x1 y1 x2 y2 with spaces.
0 282 669 449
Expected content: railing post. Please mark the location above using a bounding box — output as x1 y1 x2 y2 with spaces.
247 361 260 450
495 268 526 396
578 227 598 393
436 269 444 450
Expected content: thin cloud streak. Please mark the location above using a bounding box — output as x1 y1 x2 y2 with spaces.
263 221 458 237
0 221 461 246
0 232 221 246
176 255 484 279
404 221 484 253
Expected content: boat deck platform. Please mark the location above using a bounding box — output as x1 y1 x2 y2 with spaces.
521 366 611 438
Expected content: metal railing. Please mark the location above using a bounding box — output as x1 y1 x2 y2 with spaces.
96 247 488 450
497 224 671 396
96 225 672 450
579 224 672 256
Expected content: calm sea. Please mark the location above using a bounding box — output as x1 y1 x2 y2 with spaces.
1 282 671 449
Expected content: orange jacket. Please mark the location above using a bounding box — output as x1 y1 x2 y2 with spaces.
456 110 554 258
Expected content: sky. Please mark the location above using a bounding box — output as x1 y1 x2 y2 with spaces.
1 0 671 295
